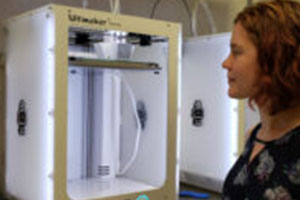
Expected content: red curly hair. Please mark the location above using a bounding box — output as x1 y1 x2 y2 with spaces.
235 0 300 115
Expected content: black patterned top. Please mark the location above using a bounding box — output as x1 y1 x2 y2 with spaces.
222 124 300 200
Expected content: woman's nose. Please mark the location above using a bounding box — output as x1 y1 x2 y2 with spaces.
222 54 231 70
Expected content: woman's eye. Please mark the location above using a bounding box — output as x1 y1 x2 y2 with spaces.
231 49 242 57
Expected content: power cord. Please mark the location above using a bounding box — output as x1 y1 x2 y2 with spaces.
178 0 193 35
104 70 142 176
110 0 121 14
82 0 88 8
115 71 142 175
192 0 217 36
150 0 193 35
150 0 162 18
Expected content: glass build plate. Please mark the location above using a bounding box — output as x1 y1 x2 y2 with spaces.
68 177 156 199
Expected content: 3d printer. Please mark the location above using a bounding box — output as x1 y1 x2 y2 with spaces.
5 4 181 200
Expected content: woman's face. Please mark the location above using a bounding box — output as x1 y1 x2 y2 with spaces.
222 22 261 99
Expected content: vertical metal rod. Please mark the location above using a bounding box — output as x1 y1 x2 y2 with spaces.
81 68 87 178
86 67 95 178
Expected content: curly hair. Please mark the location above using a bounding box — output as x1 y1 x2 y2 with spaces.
235 0 300 115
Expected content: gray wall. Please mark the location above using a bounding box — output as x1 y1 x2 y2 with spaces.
0 0 247 39
0 0 247 195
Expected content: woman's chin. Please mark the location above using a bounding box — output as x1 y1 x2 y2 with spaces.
228 90 249 99
228 89 243 99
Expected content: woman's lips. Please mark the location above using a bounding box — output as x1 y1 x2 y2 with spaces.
228 77 235 84
228 78 235 85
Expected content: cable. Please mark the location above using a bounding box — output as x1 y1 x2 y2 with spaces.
200 1 217 34
179 0 193 35
108 70 142 176
82 0 88 8
192 3 197 36
181 0 191 17
150 0 193 35
114 0 121 14
247 0 252 6
110 0 121 14
150 0 162 18
109 0 114 12
117 72 142 175
192 0 217 36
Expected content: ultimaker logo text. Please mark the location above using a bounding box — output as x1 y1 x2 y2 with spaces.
68 11 107 26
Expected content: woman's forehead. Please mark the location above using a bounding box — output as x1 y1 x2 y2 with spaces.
231 22 254 48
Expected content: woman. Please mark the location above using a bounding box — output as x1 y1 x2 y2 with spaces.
222 0 300 199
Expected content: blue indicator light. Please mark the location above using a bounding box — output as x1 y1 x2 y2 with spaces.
136 194 150 200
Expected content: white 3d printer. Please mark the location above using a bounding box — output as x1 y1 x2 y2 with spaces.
5 4 181 200
180 33 244 192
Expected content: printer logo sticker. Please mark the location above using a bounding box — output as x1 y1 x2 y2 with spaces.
68 11 107 26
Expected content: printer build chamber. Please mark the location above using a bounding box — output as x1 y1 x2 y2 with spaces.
66 28 169 199
5 5 180 200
